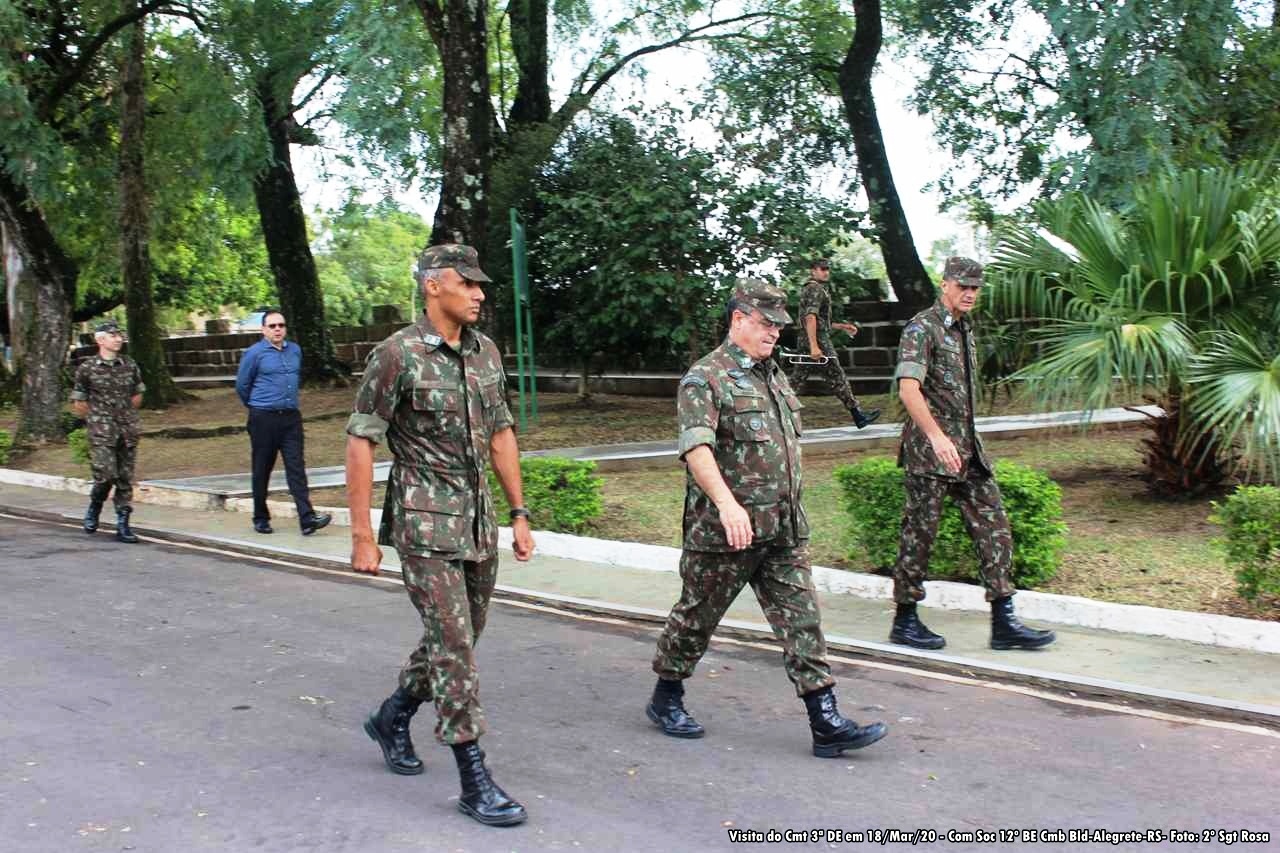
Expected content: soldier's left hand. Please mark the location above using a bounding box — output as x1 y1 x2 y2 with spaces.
511 517 535 561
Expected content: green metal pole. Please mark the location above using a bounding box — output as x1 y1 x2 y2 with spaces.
509 208 528 433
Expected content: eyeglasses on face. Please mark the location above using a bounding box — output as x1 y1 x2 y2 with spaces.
266 322 286 329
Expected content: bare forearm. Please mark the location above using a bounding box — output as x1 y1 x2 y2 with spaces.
899 382 945 439
685 446 735 507
489 428 525 508
804 315 819 350
345 436 376 538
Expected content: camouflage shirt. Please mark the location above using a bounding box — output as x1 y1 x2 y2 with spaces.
70 355 144 445
796 278 835 353
346 315 515 560
893 299 992 480
677 339 808 552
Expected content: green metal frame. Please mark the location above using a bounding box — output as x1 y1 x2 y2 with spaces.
509 208 538 431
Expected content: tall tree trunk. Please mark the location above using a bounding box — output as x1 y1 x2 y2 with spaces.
0 169 75 443
252 78 343 383
416 0 493 246
838 0 933 310
119 11 182 408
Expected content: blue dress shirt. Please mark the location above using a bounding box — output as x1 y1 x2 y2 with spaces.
236 339 303 410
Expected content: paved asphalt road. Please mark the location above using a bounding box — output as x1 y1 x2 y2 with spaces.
1 516 1277 852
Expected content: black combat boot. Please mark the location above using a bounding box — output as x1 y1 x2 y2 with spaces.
451 741 527 827
363 686 424 775
889 603 946 650
852 407 881 429
83 484 110 534
802 686 888 758
114 507 139 544
645 678 705 738
990 596 1056 650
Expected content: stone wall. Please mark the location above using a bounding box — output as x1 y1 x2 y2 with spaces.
793 299 918 396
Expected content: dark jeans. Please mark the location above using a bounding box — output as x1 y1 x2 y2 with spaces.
247 408 315 525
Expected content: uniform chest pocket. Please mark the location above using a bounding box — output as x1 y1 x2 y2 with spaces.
477 376 503 409
412 381 461 413
729 394 770 442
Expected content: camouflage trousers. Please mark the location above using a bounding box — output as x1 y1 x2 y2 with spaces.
397 553 498 745
653 541 836 697
786 351 863 414
90 436 138 510
893 470 1016 604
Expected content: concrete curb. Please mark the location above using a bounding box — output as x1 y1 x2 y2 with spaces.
5 502 1276 729
3 465 1276 655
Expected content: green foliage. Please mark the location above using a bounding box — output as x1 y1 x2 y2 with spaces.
530 110 858 370
67 428 91 467
0 428 11 465
988 162 1280 486
313 200 429 325
1210 486 1280 602
896 0 1271 208
488 456 603 534
833 457 1066 589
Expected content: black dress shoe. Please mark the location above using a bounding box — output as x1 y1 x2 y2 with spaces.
301 512 332 536
254 520 273 534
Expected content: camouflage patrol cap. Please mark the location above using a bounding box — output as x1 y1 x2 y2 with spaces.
416 243 492 283
95 320 122 334
732 278 792 325
810 257 831 269
942 256 985 286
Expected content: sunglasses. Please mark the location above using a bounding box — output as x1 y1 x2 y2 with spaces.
266 322 286 329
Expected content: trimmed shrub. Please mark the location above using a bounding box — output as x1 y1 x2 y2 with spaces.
488 456 603 534
1210 486 1280 602
0 428 11 465
833 456 1067 589
68 428 91 466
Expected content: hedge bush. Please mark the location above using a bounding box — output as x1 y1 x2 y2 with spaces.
1210 486 1280 602
0 428 11 465
833 456 1067 589
488 456 603 534
67 428 91 466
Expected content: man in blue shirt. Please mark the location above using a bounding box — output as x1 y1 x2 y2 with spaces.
235 309 332 535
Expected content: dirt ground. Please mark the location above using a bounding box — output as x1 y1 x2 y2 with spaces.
4 388 1273 621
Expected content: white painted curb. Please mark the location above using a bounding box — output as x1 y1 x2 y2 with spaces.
3 465 1276 655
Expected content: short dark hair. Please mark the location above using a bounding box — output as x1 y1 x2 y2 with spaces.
262 308 285 324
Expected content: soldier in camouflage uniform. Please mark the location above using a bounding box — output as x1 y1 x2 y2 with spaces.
346 244 534 828
889 257 1055 651
786 258 880 429
647 278 888 758
71 321 144 544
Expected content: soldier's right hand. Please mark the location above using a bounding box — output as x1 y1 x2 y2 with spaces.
809 346 824 360
351 534 383 575
929 433 963 474
717 499 754 550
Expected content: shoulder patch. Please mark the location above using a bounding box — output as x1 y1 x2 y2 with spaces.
680 374 709 388
904 323 924 335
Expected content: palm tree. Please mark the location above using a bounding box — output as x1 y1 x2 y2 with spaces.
985 163 1280 497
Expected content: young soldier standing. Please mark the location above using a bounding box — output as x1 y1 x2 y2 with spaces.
72 321 144 544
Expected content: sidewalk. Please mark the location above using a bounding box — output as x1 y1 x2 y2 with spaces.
140 405 1162 496
1 480 1276 729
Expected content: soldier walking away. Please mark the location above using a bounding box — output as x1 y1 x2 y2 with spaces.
346 243 535 828
647 278 888 758
235 309 332 536
787 258 881 429
889 257 1055 652
71 321 144 544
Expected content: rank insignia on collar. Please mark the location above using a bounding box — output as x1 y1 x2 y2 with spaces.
727 368 745 379
423 333 443 346
943 314 954 328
